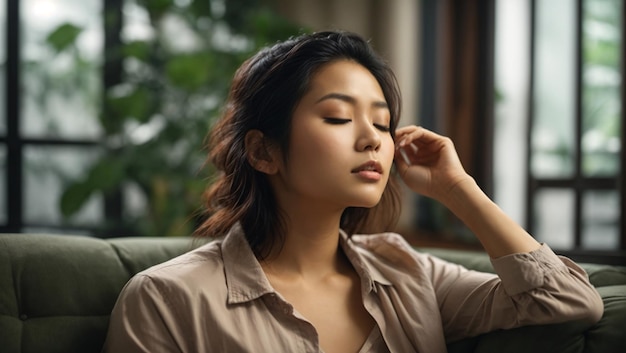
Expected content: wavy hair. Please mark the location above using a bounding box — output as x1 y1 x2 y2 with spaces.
195 31 402 259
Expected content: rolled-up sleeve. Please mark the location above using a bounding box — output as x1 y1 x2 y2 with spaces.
431 244 603 342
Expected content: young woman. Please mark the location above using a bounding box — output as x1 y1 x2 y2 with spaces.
103 31 603 353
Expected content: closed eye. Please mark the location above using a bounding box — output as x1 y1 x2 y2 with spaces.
323 117 351 125
374 123 390 132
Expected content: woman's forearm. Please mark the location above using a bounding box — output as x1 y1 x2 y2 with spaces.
438 177 541 259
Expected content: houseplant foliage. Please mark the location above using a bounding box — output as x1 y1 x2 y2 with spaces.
58 0 302 236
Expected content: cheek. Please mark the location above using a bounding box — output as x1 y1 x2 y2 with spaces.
293 128 348 158
287 130 336 172
381 136 396 166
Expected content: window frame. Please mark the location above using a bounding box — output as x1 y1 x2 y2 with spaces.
2 0 120 235
5 0 22 234
418 0 625 265
525 0 625 264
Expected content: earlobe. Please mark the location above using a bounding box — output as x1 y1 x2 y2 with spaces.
244 130 279 175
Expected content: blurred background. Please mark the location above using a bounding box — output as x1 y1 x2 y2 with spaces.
0 0 623 264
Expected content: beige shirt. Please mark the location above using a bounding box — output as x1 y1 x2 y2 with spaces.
103 225 602 353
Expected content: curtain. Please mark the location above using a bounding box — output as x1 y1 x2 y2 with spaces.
438 0 495 196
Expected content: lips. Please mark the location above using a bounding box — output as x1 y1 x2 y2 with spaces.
351 160 383 174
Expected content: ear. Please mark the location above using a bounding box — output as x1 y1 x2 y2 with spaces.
244 130 280 175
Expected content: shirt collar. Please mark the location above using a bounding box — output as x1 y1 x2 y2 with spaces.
221 224 275 304
221 224 393 305
339 229 393 292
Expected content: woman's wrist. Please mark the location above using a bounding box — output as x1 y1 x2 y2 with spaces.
436 175 481 212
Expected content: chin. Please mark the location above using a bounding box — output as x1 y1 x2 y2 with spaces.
342 187 386 208
352 197 384 209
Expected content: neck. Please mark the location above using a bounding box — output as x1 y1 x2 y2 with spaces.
261 207 348 280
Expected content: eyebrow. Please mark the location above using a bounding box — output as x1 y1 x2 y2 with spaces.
315 92 389 109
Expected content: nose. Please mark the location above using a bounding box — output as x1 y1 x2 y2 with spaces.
355 122 382 152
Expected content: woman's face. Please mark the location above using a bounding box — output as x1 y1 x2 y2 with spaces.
269 59 395 212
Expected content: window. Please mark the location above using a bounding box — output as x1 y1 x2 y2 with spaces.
420 0 624 264
495 0 624 263
1 0 300 236
2 0 104 235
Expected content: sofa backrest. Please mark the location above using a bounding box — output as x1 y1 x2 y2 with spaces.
1 234 625 353
0 233 193 353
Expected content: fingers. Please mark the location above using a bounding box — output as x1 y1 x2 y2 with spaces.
394 126 422 167
395 125 446 149
394 125 460 172
395 126 422 148
396 146 411 165
394 141 419 167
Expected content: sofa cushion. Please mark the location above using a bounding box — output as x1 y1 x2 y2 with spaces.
108 237 196 275
0 234 192 353
584 285 626 353
584 265 626 287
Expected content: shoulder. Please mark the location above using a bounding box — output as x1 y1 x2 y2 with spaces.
125 239 227 298
348 232 469 280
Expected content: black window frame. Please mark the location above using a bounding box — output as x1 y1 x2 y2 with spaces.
419 0 625 265
525 0 625 264
2 0 121 235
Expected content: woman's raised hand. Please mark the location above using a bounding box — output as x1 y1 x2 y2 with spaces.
393 126 472 201
394 126 541 257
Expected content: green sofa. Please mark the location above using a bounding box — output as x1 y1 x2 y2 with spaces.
1 233 625 353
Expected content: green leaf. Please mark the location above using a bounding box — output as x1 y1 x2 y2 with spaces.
251 8 303 44
60 157 126 217
123 41 152 61
46 23 83 53
223 0 259 32
86 157 126 192
190 0 213 18
60 181 93 217
137 0 174 20
107 86 154 123
165 53 213 90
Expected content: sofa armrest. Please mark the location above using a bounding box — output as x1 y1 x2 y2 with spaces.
420 247 626 353
446 285 626 353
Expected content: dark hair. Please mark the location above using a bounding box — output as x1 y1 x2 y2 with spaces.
196 31 402 259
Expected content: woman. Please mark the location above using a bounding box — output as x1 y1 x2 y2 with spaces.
103 31 603 353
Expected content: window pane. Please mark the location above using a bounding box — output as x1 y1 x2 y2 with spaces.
21 0 102 139
533 189 575 249
24 146 103 228
493 0 530 224
582 190 619 249
582 0 622 177
531 0 577 178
